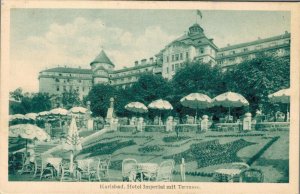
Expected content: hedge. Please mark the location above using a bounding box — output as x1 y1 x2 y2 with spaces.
246 136 280 166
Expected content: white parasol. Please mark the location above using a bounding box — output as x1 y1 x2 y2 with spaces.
180 93 212 122
212 91 249 116
125 102 148 114
63 117 82 173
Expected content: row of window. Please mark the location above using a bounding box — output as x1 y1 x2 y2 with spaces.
165 52 189 63
218 39 290 57
165 63 186 74
54 78 92 84
42 72 91 78
110 67 152 78
56 85 92 92
218 48 289 65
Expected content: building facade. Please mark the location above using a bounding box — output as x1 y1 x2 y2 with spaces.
39 23 290 99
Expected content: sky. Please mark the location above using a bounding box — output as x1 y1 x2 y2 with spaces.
10 9 290 93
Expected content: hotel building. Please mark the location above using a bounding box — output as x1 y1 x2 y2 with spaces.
39 23 290 99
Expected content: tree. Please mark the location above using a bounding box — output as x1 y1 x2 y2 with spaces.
87 84 117 117
130 73 174 104
170 62 225 118
31 93 52 113
9 87 24 101
172 62 225 97
61 90 82 109
224 54 290 115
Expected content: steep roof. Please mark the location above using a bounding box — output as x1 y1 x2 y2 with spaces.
41 67 92 74
90 50 115 67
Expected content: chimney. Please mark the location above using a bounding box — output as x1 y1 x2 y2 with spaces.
141 59 147 65
64 65 66 68
258 37 261 40
149 57 154 64
285 30 288 34
134 61 139 66
78 66 81 69
227 44 230 47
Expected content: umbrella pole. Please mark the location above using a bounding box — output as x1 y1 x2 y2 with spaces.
70 150 74 174
286 103 289 122
25 139 28 152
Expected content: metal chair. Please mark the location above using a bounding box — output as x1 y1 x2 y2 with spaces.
122 158 138 182
60 160 75 182
88 159 101 182
33 154 43 178
155 160 175 182
98 155 111 181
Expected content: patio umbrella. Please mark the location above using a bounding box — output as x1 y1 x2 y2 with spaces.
49 108 68 115
9 124 50 150
268 88 290 121
180 93 212 122
212 91 249 116
9 114 28 121
25 113 38 120
68 107 88 114
38 111 50 116
49 108 68 132
268 88 290 104
63 117 82 173
125 102 148 114
148 99 173 124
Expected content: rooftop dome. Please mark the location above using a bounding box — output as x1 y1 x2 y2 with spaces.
90 50 115 67
188 23 204 36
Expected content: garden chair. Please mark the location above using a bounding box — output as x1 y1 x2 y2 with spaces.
240 168 264 182
19 152 35 175
60 160 75 182
33 154 43 178
76 159 93 181
155 160 175 182
88 159 101 182
122 158 138 182
98 155 111 181
13 152 26 171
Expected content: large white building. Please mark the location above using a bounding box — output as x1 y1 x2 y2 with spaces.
39 22 290 99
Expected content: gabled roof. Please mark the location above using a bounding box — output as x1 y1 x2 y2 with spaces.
41 67 92 74
90 50 115 67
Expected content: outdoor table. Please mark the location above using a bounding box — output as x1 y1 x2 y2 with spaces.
214 168 242 182
137 163 158 182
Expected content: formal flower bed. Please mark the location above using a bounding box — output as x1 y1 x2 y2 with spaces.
138 145 164 153
80 140 136 157
205 133 264 138
163 135 191 143
164 139 255 168
162 138 202 148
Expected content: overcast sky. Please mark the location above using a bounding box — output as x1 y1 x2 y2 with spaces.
10 9 290 92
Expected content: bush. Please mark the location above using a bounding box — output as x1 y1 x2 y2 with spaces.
164 139 256 168
247 136 280 166
138 145 164 153
163 136 191 143
80 140 136 157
